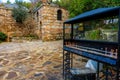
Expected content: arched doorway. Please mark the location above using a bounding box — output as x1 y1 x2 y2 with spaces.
40 21 42 39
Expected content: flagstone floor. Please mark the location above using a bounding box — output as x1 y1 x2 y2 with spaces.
0 40 85 80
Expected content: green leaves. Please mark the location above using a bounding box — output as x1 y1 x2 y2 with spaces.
55 0 120 18
15 0 32 9
7 0 11 4
12 6 28 23
85 30 101 40
0 32 7 42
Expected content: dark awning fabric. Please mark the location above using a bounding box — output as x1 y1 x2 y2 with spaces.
64 7 120 24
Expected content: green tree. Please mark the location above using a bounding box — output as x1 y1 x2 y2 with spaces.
15 0 32 9
55 0 120 18
12 5 28 23
7 0 11 4
22 2 32 9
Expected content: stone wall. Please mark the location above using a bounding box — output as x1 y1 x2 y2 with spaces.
0 3 69 42
0 6 37 42
35 3 69 41
0 7 23 41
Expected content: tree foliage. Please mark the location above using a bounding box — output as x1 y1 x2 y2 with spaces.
12 5 28 23
21 2 32 9
0 32 7 42
15 0 32 9
7 0 11 4
55 0 120 18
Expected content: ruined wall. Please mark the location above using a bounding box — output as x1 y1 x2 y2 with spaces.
0 7 24 41
37 4 69 41
0 7 37 41
0 3 69 41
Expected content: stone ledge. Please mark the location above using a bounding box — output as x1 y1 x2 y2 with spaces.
10 37 38 42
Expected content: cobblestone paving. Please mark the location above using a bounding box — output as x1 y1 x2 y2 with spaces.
0 40 63 80
0 40 86 80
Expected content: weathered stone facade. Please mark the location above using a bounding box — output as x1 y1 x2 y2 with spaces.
0 5 37 42
0 1 69 41
0 6 26 41
33 2 69 41
0 7 15 41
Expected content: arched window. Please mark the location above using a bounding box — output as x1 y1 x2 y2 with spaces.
57 10 62 20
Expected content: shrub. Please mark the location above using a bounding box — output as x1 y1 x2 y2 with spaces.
12 5 28 23
0 32 7 42
23 16 37 35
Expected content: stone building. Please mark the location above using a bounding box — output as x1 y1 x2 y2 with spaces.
32 0 69 41
0 0 69 41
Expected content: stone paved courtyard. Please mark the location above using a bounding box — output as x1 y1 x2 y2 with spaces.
0 40 64 80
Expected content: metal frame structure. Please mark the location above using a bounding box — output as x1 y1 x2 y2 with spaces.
63 7 120 80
